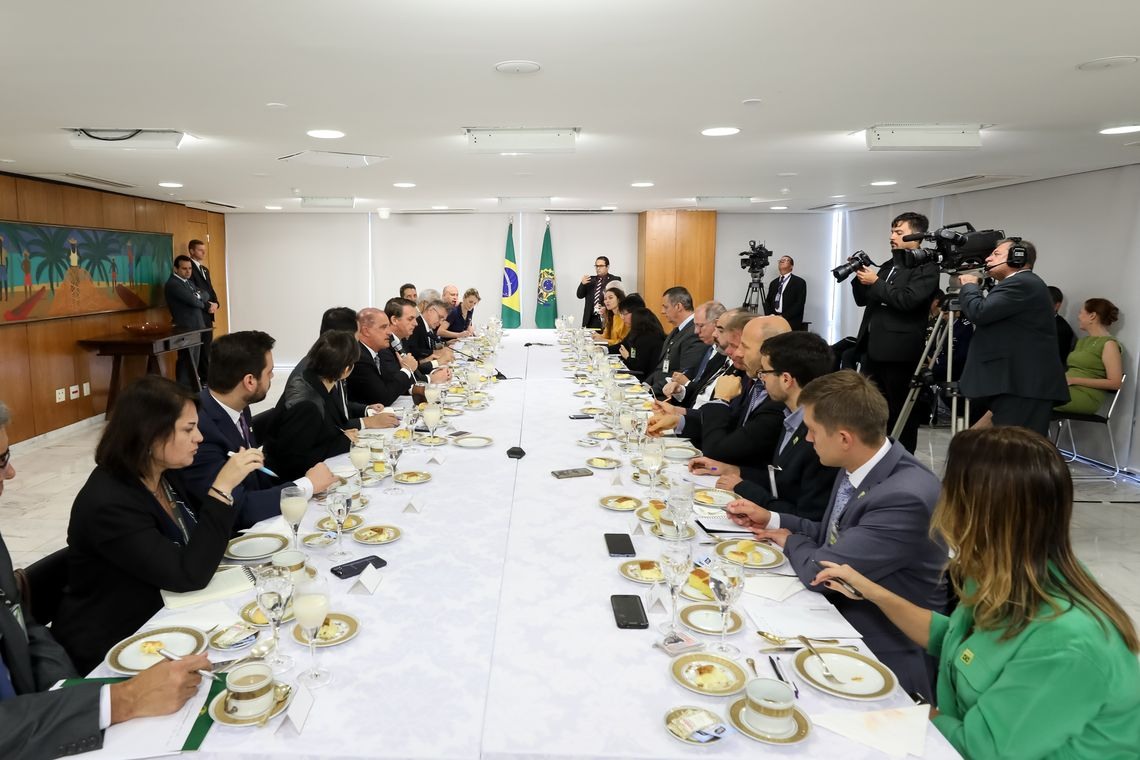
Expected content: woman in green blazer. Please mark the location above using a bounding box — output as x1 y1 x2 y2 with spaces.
814 426 1139 760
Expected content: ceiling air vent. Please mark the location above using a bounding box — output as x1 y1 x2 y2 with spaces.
278 151 387 168
192 200 242 209
394 208 477 214
53 173 137 189
544 208 614 214
917 175 1025 190
807 202 851 211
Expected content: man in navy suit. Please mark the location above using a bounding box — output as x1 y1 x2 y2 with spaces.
726 370 946 698
182 331 336 530
164 255 214 390
187 240 219 386
661 301 728 408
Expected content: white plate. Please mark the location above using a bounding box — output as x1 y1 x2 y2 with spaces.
791 647 897 700
224 533 288 561
679 604 743 634
693 489 736 507
453 435 493 448
106 626 206 675
665 445 700 461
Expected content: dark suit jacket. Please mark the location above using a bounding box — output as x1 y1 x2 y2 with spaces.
735 420 838 522
163 274 208 329
619 331 665 382
1055 314 1076 368
765 273 807 329
407 316 439 361
263 368 353 481
575 273 621 327
189 261 217 326
779 441 947 696
853 260 940 363
345 343 411 407
1 533 103 759
675 346 727 409
682 395 784 467
645 317 706 393
958 271 1070 402
53 468 236 674
182 389 288 531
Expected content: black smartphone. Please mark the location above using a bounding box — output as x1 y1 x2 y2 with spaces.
604 533 636 557
568 414 593 419
446 430 470 439
610 594 649 629
552 468 593 479
330 555 387 579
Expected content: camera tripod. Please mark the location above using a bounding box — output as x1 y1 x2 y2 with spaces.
743 269 769 313
892 301 972 439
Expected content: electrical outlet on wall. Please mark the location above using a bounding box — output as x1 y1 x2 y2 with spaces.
69 385 80 400
55 388 66 403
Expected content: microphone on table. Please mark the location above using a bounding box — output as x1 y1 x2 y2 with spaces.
449 346 508 380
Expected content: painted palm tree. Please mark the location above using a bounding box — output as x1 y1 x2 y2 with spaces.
25 225 72 294
77 229 120 288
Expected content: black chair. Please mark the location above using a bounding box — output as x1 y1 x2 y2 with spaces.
17 547 70 626
1051 373 1126 479
251 406 279 442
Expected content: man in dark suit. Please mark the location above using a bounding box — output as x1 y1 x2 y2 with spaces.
575 256 621 329
408 296 453 365
764 255 807 330
726 371 946 698
386 298 454 382
1049 285 1076 368
182 331 337 531
644 286 706 394
958 239 1069 435
852 212 940 453
661 301 727 408
164 254 214 390
693 331 838 522
187 239 219 386
0 402 206 760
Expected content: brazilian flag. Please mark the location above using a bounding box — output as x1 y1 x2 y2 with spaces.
500 221 521 328
535 222 557 328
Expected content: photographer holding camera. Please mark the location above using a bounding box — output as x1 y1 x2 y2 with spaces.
850 212 940 453
957 238 1068 435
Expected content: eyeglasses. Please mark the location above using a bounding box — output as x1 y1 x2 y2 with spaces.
756 369 781 377
0 449 10 469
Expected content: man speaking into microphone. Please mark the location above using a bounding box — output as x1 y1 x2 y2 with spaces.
956 238 1068 435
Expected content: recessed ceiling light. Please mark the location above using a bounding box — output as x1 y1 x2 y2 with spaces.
741 98 763 106
600 205 618 211
1077 56 1139 71
830 194 846 198
264 205 283 210
252 172 270 177
499 152 530 157
777 172 798 177
0 158 14 163
769 206 788 210
307 129 345 139
158 181 182 188
432 205 448 210
265 102 288 109
870 180 897 186
701 127 740 137
393 182 416 188
1099 125 1140 135
495 60 541 74
631 181 654 188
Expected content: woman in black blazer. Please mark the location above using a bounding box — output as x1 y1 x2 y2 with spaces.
262 330 360 481
53 377 263 673
619 306 667 381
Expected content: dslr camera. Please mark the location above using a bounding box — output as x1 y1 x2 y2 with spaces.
896 222 1005 274
739 240 773 274
831 250 875 282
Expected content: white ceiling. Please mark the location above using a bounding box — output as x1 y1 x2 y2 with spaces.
2 0 1139 215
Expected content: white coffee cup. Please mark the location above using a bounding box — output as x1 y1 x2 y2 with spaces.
270 550 308 583
224 662 275 719
743 678 796 736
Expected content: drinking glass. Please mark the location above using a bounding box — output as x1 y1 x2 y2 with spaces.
641 440 665 500
294 577 332 688
618 405 636 449
707 560 745 657
279 486 307 552
349 443 371 481
665 481 695 540
424 383 442 405
384 441 405 497
255 566 295 673
325 494 351 560
658 542 693 641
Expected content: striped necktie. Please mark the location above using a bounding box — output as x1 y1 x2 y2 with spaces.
827 475 857 545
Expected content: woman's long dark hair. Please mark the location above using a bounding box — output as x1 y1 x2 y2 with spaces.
626 307 665 339
602 286 626 335
95 376 196 481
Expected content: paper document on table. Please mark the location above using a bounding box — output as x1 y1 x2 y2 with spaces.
64 678 210 759
161 567 253 609
741 598 862 639
743 574 805 602
242 516 292 538
814 705 929 757
150 601 240 631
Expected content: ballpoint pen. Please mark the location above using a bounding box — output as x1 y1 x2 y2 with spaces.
769 654 799 698
158 648 220 682
227 449 278 478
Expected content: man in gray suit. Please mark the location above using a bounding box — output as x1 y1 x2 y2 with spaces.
957 238 1069 435
0 401 206 760
725 371 946 698
164 254 216 390
644 286 707 394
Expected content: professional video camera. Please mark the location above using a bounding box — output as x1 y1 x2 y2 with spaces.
739 240 773 274
831 250 876 282
896 222 1005 273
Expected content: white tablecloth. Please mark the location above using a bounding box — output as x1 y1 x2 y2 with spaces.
101 329 959 759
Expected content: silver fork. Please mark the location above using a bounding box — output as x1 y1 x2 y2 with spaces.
797 636 849 685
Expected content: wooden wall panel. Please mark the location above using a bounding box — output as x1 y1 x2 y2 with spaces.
101 193 136 230
134 199 166 232
15 179 64 224
206 212 228 336
26 319 83 435
61 186 105 228
0 175 18 220
675 211 717 308
638 210 717 329
0 325 35 443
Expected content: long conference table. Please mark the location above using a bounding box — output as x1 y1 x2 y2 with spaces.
103 328 959 759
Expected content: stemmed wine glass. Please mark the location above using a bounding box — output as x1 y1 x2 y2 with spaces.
665 481 695 541
294 576 332 688
255 566 295 673
384 440 405 497
279 486 308 552
325 494 351 560
349 443 371 483
641 439 665 501
707 560 745 657
618 404 636 451
422 403 442 443
424 382 442 406
659 542 693 642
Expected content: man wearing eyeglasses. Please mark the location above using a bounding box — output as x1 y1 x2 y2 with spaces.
576 256 622 330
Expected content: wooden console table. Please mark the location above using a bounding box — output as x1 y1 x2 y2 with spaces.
78 327 213 413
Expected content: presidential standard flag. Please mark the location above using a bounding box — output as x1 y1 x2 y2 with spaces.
500 220 521 328
535 222 557 328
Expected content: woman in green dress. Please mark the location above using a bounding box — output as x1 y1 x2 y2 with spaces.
814 427 1139 760
1055 298 1123 414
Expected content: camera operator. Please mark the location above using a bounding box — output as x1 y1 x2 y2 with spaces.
851 212 940 453
956 239 1068 435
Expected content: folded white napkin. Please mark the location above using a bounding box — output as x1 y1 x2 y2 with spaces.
160 568 253 610
743 574 805 602
150 601 241 631
241 516 292 538
814 705 929 757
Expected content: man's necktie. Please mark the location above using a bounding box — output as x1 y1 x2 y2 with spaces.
593 278 604 317
827 475 857 545
739 381 766 426
201 264 210 283
693 346 714 384
238 414 253 447
775 276 787 311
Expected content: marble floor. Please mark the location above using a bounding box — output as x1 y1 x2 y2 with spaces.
4 419 1139 627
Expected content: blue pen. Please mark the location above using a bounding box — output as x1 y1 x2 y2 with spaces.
227 450 278 478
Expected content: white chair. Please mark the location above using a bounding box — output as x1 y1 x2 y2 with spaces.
1051 373 1126 479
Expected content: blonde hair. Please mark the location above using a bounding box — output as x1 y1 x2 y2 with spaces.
934 427 1138 651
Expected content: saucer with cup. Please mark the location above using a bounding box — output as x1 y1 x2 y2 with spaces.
727 678 811 744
